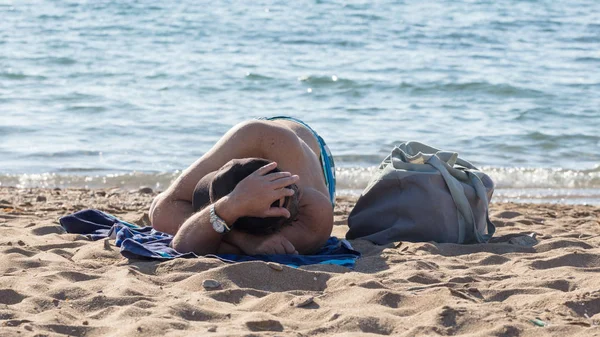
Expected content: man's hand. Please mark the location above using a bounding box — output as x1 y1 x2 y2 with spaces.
238 232 298 255
228 161 299 219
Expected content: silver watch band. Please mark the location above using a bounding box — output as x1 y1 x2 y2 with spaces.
209 204 231 234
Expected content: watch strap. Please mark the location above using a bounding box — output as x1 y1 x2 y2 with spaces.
210 204 231 233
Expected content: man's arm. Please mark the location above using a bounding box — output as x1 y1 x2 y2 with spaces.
172 195 240 255
170 162 298 255
221 229 298 255
220 188 333 255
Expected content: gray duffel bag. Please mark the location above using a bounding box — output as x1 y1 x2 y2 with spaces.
347 141 496 245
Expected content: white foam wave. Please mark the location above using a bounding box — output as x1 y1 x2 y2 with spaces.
1 166 599 204
0 172 179 191
333 166 600 204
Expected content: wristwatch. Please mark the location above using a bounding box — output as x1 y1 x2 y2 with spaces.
209 204 231 234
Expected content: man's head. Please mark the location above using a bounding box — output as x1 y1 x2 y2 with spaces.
192 158 300 235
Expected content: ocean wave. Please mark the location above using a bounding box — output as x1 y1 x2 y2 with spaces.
296 75 359 88
0 126 36 135
276 38 367 48
45 56 77 65
0 71 47 81
347 13 385 21
22 150 104 159
335 166 600 205
400 81 550 98
335 166 600 191
2 166 599 204
574 57 600 63
525 131 599 143
244 73 275 81
513 107 559 121
37 14 68 20
572 36 600 43
334 154 388 165
65 105 108 113
0 172 179 190
440 32 501 45
485 166 600 189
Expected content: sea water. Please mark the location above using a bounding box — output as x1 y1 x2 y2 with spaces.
1 0 599 204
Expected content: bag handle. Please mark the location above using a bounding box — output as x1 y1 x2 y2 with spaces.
397 141 479 170
465 171 496 242
426 155 495 243
426 155 472 243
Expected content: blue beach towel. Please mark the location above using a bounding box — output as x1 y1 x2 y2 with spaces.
60 209 361 268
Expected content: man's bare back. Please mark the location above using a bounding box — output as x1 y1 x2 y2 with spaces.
149 119 334 255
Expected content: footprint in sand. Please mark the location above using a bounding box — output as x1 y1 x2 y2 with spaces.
439 306 467 327
206 288 268 304
55 271 101 282
494 211 523 219
245 319 284 332
0 289 27 305
477 254 512 265
530 252 600 269
34 242 88 251
38 324 107 337
535 239 594 252
47 286 93 301
168 303 226 321
531 279 576 292
371 291 403 308
357 280 388 289
3 247 38 257
407 272 443 285
565 297 600 317
31 225 65 236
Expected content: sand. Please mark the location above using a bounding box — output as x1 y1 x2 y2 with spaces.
0 186 599 337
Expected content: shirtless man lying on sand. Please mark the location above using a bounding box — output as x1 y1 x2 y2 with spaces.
149 117 336 256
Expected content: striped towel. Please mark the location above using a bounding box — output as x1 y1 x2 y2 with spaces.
60 209 361 269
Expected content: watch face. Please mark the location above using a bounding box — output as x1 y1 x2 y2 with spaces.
212 221 224 233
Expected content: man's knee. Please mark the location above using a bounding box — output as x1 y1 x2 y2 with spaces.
232 120 275 139
149 192 166 228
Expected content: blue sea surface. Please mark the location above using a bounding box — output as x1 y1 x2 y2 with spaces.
1 0 599 203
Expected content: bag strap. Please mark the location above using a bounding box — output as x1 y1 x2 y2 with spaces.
465 171 496 242
426 155 472 243
426 155 495 243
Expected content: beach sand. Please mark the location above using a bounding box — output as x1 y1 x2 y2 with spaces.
0 186 599 337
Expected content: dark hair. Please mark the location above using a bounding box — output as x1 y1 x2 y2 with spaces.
192 158 299 235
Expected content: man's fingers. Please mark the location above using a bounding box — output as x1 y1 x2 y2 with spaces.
254 162 278 176
275 186 296 199
270 175 299 189
264 206 291 218
281 239 296 254
266 171 292 181
274 244 286 255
